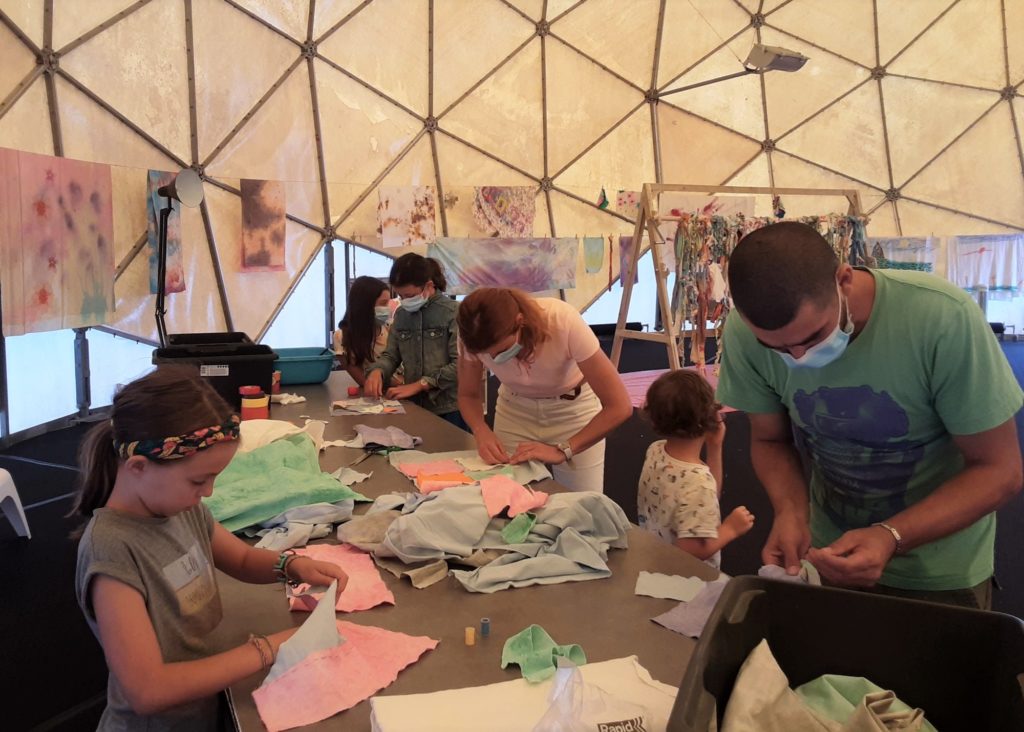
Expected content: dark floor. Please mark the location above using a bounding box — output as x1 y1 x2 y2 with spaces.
3 338 1022 730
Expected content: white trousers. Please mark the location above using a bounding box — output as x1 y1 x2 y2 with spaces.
493 383 605 493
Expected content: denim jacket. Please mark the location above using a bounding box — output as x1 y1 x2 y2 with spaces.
366 294 459 416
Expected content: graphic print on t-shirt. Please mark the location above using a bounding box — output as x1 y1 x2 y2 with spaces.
792 385 926 525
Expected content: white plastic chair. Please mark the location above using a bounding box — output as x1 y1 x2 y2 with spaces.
0 468 31 539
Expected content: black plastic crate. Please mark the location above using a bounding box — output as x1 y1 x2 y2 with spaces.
669 576 1024 732
153 332 277 410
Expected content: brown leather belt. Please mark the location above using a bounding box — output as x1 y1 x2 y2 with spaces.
558 382 584 401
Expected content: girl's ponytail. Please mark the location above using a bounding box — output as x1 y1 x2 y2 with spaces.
68 420 118 537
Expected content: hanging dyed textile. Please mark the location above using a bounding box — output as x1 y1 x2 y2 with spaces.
615 190 640 217
428 238 576 295
0 148 115 335
868 237 937 273
671 213 869 370
619 235 639 285
378 186 436 248
946 234 1024 299
471 186 536 238
583 236 605 274
240 179 286 272
147 170 186 294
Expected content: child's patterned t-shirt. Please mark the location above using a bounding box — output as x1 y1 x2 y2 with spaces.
637 440 721 567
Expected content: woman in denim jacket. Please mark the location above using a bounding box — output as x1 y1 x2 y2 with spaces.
365 253 466 430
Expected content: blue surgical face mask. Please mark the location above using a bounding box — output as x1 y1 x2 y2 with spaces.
777 287 854 369
492 332 522 364
374 306 391 324
400 290 428 312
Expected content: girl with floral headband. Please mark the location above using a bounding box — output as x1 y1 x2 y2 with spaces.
70 366 347 731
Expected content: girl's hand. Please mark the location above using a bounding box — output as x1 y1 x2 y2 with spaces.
475 427 511 464
364 370 384 398
386 381 425 400
288 558 349 593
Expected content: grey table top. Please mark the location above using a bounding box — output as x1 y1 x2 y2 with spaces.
221 373 716 730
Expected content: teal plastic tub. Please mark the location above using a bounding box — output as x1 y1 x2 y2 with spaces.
273 347 335 385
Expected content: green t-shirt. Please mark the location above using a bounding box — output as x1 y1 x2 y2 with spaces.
717 268 1023 591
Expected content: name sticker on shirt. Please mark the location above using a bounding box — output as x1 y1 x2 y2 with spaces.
163 543 216 616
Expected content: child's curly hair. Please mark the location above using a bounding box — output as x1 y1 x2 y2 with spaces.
643 370 721 439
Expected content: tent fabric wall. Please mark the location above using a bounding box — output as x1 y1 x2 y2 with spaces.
0 0 1021 343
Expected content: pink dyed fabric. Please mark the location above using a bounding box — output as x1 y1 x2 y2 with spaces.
479 474 549 517
289 544 395 613
620 368 734 412
253 620 438 731
396 459 464 478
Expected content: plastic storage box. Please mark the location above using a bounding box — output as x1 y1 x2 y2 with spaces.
273 347 335 386
152 332 277 409
668 576 1024 732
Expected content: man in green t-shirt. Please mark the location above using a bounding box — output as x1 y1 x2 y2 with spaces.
716 222 1023 608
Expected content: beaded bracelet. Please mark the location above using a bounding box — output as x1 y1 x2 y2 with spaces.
248 633 272 669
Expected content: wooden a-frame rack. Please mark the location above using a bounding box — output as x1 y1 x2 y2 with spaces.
609 183 864 371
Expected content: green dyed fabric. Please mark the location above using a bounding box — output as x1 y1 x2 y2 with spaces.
206 434 367 532
500 624 586 683
501 512 536 544
795 675 937 732
466 466 516 481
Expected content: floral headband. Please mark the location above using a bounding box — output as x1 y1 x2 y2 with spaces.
114 415 241 461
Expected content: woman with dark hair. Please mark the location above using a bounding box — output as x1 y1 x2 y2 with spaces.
333 275 402 388
365 253 465 429
456 287 632 492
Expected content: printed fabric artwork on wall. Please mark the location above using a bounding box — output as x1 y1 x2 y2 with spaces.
583 236 605 274
427 238 577 296
868 237 936 273
0 148 115 336
471 186 536 238
619 235 639 286
241 179 287 272
615 190 640 218
147 170 186 294
378 186 436 248
947 234 1024 299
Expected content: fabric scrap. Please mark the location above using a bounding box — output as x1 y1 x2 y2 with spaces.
397 459 465 479
253 620 438 732
479 474 549 517
758 560 821 586
651 577 730 638
418 471 475 493
264 581 342 684
207 434 367 532
390 449 551 486
500 624 586 683
338 424 422 450
288 544 394 613
374 556 451 589
332 398 405 415
331 467 372 485
337 510 402 554
795 675 936 732
269 393 306 405
634 571 705 602
501 512 536 544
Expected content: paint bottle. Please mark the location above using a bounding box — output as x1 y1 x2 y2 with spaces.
239 385 270 421
271 370 282 394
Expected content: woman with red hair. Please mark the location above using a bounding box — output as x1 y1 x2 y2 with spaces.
457 288 631 492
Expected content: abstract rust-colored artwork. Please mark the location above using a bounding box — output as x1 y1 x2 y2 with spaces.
241 179 287 271
378 186 436 248
0 148 114 335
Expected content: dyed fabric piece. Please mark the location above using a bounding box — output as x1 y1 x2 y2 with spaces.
868 237 937 273
466 465 515 481
344 424 422 449
472 186 536 237
758 560 821 586
658 193 755 218
619 235 639 285
397 459 464 479
500 624 586 683
615 189 640 217
378 186 436 248
479 474 549 517
501 512 536 544
583 236 605 273
634 571 705 602
948 234 1024 297
207 434 368 532
389 449 551 486
288 543 395 613
240 179 286 271
147 169 186 294
418 471 474 493
0 149 115 335
795 675 937 732
265 581 341 683
428 238 577 295
332 398 405 414
252 620 438 732
651 577 730 638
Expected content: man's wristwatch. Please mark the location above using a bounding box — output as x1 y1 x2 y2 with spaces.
556 441 574 463
419 377 430 390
